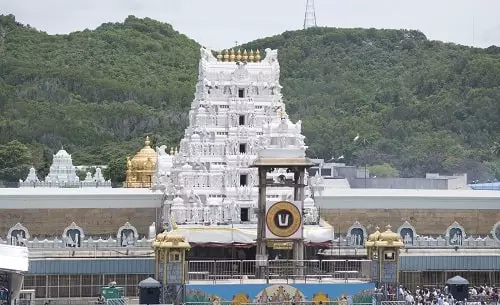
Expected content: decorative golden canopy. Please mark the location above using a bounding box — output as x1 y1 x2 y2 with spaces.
368 226 381 242
217 49 262 63
153 232 191 249
379 225 400 242
365 225 404 248
125 136 157 188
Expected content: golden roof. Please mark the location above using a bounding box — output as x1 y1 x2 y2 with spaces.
153 232 191 249
368 226 381 242
217 49 262 63
365 225 404 248
379 225 400 242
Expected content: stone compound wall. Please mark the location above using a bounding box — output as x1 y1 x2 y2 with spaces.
2 207 498 238
0 208 157 237
321 209 500 235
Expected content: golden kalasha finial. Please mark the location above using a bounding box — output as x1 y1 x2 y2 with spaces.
229 49 235 62
223 49 229 62
145 136 151 146
248 49 255 62
236 49 242 61
170 147 174 155
255 49 261 62
216 51 223 62
242 49 248 61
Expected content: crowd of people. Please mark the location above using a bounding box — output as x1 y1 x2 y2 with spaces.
396 285 500 305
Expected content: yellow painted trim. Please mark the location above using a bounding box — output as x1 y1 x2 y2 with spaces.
154 249 159 279
163 249 168 284
181 252 185 284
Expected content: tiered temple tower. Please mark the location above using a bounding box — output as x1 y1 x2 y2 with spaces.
153 47 318 226
45 148 80 184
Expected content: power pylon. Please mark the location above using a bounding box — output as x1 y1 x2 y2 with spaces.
303 0 317 29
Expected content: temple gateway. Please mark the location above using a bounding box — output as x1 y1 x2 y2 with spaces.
149 47 331 246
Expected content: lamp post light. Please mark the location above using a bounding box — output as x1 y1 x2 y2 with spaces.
353 133 369 188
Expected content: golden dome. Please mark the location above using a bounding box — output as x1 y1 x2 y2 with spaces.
223 49 229 61
242 49 248 61
236 49 242 61
130 136 156 169
368 226 381 242
125 136 156 188
216 51 223 61
379 225 400 243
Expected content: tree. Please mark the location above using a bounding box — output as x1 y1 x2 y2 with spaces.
368 163 399 178
104 157 127 186
0 140 32 182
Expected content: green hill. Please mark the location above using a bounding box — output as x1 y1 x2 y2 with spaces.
0 14 499 183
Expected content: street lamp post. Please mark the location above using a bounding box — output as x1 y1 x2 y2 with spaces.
353 133 369 188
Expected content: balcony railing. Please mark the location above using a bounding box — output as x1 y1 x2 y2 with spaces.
186 259 372 284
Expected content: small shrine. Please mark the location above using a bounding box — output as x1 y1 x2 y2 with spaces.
125 136 157 188
45 148 80 184
153 231 191 304
365 225 404 288
19 148 111 188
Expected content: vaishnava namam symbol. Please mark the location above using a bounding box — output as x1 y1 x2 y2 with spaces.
266 201 302 238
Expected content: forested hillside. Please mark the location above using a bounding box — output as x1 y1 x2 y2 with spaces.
0 14 499 184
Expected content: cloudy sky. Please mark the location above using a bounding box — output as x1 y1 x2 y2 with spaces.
2 0 499 49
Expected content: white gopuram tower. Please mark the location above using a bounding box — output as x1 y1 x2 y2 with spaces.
19 148 111 188
153 47 319 229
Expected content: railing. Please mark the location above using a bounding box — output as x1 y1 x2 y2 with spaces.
185 303 374 305
15 298 116 305
187 259 371 283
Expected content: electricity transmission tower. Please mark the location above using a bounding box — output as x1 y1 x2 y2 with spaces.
303 0 317 29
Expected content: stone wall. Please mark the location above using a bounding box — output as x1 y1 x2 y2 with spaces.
0 208 158 237
321 209 500 235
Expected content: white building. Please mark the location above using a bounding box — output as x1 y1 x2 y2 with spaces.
152 47 319 228
19 148 111 188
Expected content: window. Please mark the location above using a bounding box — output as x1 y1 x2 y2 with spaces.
240 208 249 222
238 88 245 98
239 143 246 153
383 250 395 261
240 174 248 186
169 251 181 261
239 115 245 125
